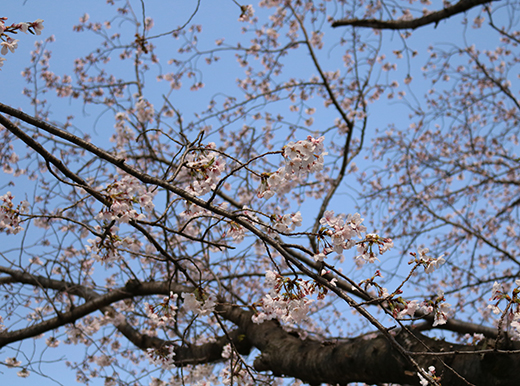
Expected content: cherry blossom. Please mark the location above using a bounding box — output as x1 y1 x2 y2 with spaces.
30 19 44 35
252 270 323 325
134 97 154 123
0 192 28 234
5 357 21 367
16 368 30 378
0 17 43 67
144 292 178 327
317 211 368 257
411 248 446 274
238 5 254 22
271 211 302 233
418 366 437 386
181 291 217 316
397 300 419 319
184 143 227 196
146 345 176 370
257 136 327 199
0 37 18 55
96 175 155 223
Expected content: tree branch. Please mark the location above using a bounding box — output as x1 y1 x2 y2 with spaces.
218 301 520 386
0 267 251 365
331 0 494 30
2 266 519 384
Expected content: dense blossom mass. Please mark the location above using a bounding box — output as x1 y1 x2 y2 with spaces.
1 0 520 385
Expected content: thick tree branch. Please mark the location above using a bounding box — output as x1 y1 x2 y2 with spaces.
218 301 520 386
0 268 252 365
2 266 515 384
0 267 187 348
332 0 493 29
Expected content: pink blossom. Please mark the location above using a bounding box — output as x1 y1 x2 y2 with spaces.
1 37 19 54
145 292 178 327
398 300 419 318
134 97 154 123
433 302 450 326
0 192 28 234
31 19 44 35
272 212 302 232
147 345 176 370
5 357 21 367
15 22 30 33
17 369 30 378
181 292 216 316
238 5 254 22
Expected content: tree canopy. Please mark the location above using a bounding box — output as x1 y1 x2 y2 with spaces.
1 1 520 385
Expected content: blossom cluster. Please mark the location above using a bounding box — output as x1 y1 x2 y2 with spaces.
252 270 323 325
258 136 327 199
144 292 178 327
397 290 451 327
181 291 217 316
271 211 302 233
226 221 246 243
412 248 446 273
4 357 29 378
224 207 259 244
0 17 44 69
220 364 253 386
110 112 135 151
314 211 367 261
184 143 226 196
0 192 29 235
86 226 141 264
488 279 520 340
97 175 155 223
356 233 394 264
418 366 438 386
146 345 176 370
238 5 254 22
134 97 154 123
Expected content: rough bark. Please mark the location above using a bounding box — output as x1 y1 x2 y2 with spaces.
2 268 520 385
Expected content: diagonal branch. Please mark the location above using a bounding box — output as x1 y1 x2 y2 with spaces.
332 0 494 29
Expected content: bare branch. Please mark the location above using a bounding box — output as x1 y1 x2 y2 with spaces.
332 0 494 29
